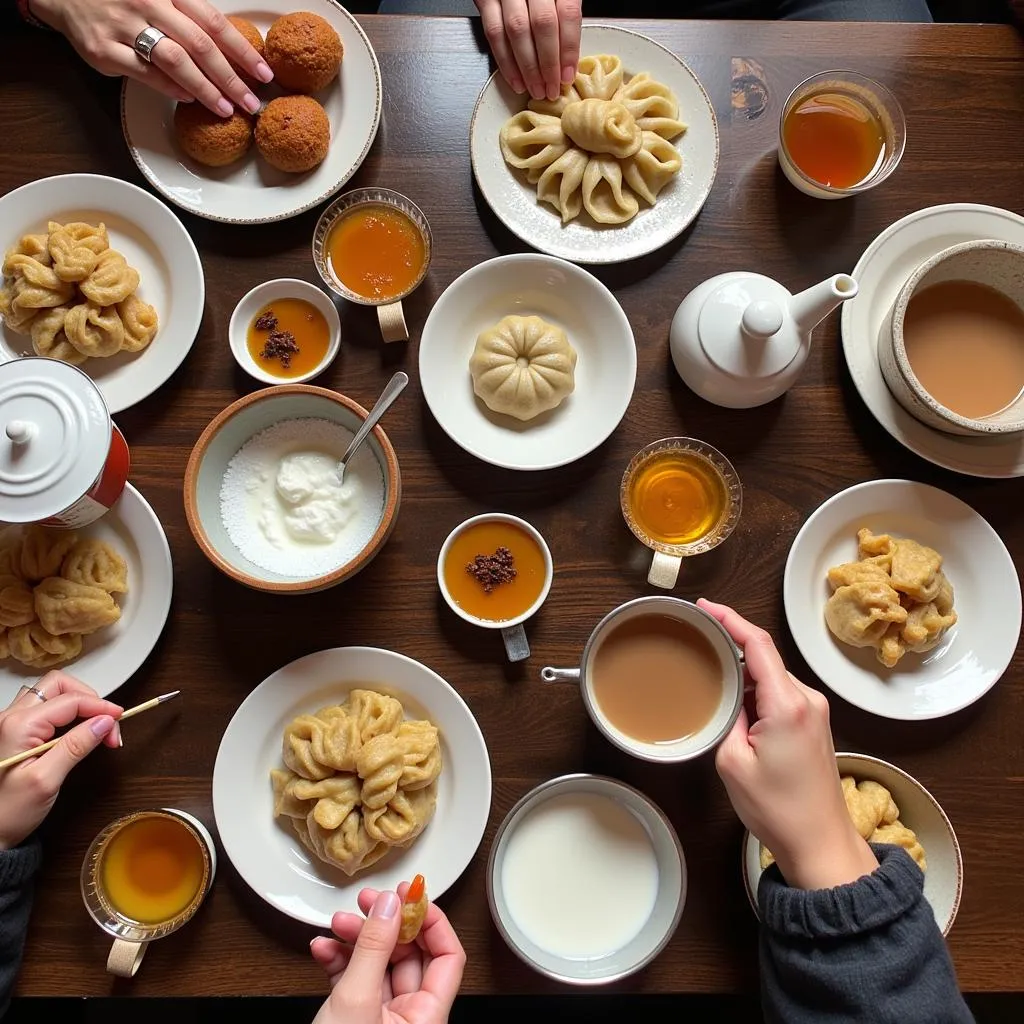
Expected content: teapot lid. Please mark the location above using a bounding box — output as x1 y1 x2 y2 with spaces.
698 274 802 379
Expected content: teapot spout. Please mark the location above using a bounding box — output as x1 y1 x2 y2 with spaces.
790 274 859 336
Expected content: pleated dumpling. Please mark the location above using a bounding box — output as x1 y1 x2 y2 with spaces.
470 314 578 422
117 293 159 353
61 538 129 594
536 146 588 223
348 689 404 744
0 280 38 334
3 253 75 310
30 306 86 365
528 83 581 117
18 525 79 582
397 719 443 790
6 232 52 267
823 579 907 649
293 807 390 877
6 621 82 668
355 732 405 810
574 54 624 100
64 302 125 358
48 222 109 283
499 109 568 183
561 98 642 159
79 250 140 306
613 72 687 140
33 575 121 636
363 784 437 845
621 130 682 204
582 155 640 225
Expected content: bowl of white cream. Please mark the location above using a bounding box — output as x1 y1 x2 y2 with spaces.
184 385 401 593
486 774 686 985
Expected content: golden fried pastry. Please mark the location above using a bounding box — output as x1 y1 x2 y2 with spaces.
79 250 140 307
64 302 124 358
174 102 255 167
255 95 331 174
363 786 437 845
871 822 927 872
116 293 159 353
18 525 78 582
30 305 86 365
902 599 957 653
48 222 109 283
61 538 128 594
4 254 75 310
295 807 390 877
0 280 38 334
0 531 21 578
889 537 944 603
826 558 891 589
265 12 343 93
824 580 907 648
877 622 906 669
34 576 121 636
6 232 52 267
0 577 35 628
6 621 83 668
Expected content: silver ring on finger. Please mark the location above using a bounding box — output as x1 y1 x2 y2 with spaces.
15 684 47 704
133 26 167 64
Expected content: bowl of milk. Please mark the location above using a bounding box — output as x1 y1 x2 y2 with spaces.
486 774 686 984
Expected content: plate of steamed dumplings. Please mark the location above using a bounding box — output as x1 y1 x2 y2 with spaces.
783 479 1021 721
470 25 719 265
0 173 204 413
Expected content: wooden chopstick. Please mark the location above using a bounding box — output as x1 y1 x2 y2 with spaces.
0 690 181 770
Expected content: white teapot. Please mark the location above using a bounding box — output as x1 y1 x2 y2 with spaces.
669 271 858 408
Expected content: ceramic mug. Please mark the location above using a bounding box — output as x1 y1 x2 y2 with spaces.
541 596 744 763
81 808 216 977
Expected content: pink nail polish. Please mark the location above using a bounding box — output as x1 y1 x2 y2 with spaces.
511 78 525 94
256 60 274 83
90 715 114 738
370 891 399 920
217 98 234 117
562 64 575 84
242 92 260 114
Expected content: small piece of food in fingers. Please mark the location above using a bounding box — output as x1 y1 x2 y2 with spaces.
398 873 428 943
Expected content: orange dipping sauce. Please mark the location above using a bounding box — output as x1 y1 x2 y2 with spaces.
327 205 426 302
247 298 330 379
783 91 885 189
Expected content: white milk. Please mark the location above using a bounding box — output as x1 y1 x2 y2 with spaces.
500 791 660 959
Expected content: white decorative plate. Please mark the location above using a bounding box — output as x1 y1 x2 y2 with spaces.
470 24 719 264
419 253 636 470
121 0 382 224
0 483 174 703
0 173 204 414
212 647 492 927
842 203 1024 478
783 479 1021 721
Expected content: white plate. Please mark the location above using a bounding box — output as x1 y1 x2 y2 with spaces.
742 753 963 936
469 25 719 264
0 174 204 414
841 203 1024 478
0 483 173 703
212 647 492 927
122 0 382 224
783 479 1021 721
419 253 636 470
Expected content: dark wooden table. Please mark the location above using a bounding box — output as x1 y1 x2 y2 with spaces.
3 13 1023 999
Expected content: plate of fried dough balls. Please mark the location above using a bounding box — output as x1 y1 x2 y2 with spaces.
0 173 204 414
122 2 382 224
0 484 173 704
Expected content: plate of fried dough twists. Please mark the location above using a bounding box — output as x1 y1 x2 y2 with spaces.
212 646 491 926
0 484 173 703
470 24 719 264
784 479 1021 721
0 174 204 413
743 753 963 935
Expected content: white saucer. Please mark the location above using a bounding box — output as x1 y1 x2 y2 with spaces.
841 203 1024 477
0 483 174 702
419 253 636 470
783 479 1021 721
121 0 382 225
469 25 719 265
212 646 492 927
0 174 204 414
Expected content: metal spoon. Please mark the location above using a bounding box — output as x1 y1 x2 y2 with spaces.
336 371 409 484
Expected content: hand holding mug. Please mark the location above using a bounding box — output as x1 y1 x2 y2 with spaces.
701 599 879 891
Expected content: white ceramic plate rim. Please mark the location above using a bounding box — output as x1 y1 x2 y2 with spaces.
0 173 205 414
469 24 719 265
841 202 1024 478
211 646 492 926
783 478 1021 721
0 482 173 702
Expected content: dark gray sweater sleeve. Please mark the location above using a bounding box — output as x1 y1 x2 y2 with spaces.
0 839 41 1018
758 843 973 1024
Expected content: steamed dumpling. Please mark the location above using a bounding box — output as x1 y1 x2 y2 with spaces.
621 130 682 204
561 98 642 158
48 222 109 283
499 109 568 182
30 306 87 365
574 54 624 100
582 155 640 225
528 83 580 116
64 302 124 358
469 314 578 421
33 576 121 636
536 146 588 223
613 72 687 140
824 579 907 649
79 250 140 307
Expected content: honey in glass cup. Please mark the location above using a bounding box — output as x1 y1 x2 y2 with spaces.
620 438 742 589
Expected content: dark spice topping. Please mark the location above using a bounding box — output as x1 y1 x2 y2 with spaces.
260 329 300 368
254 310 278 332
466 547 517 593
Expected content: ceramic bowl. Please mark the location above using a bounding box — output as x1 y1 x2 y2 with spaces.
487 774 686 984
184 385 400 594
880 239 1024 435
228 278 341 385
742 752 963 936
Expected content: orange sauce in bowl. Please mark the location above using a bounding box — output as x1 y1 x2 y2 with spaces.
327 205 426 301
247 298 330 379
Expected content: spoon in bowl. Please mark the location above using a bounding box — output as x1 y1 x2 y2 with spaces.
336 371 409 484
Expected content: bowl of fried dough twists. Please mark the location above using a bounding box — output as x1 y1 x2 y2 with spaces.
742 752 963 935
270 688 442 877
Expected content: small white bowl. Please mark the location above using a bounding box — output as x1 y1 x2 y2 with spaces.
742 752 963 936
487 774 686 985
229 278 341 385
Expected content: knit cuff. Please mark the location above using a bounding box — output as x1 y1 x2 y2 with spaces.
0 839 42 891
759 844 925 941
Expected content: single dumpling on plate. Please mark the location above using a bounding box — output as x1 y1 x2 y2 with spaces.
469 314 578 422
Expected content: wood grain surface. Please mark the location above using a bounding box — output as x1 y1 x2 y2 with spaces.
3 14 1023 997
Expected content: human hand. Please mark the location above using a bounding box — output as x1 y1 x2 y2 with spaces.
311 883 466 1024
29 0 273 115
0 671 123 851
476 0 582 101
700 599 878 891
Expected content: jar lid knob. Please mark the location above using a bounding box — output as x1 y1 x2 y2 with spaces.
5 420 36 445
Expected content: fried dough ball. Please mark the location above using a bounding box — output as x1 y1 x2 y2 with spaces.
227 16 266 86
255 95 330 173
265 12 343 93
173 102 254 168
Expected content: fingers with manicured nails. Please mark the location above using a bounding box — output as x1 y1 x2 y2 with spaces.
176 0 274 83
529 0 561 100
503 0 544 99
337 891 401 996
31 714 115 790
477 0 524 93
555 0 582 84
